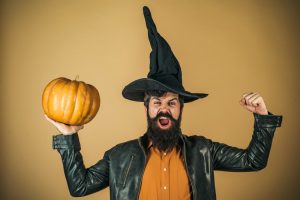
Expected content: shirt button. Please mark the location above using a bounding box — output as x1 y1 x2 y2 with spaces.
163 186 167 190
163 168 167 171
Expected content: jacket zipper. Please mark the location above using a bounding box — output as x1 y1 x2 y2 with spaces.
123 154 134 188
137 139 147 199
182 138 196 200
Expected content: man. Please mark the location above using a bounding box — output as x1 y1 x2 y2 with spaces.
46 6 282 200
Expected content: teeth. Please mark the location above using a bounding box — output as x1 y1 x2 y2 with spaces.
159 117 168 119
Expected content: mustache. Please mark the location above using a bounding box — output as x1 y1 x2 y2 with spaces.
152 112 177 122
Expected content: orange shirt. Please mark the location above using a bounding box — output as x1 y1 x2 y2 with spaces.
139 146 191 200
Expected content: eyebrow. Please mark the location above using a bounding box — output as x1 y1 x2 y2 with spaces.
169 98 178 102
152 97 178 102
152 97 161 101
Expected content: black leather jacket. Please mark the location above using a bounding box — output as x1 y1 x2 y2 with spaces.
52 113 282 200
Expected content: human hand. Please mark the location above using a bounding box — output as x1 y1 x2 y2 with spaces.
44 115 84 135
239 92 268 115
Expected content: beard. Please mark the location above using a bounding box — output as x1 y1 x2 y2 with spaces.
146 111 182 153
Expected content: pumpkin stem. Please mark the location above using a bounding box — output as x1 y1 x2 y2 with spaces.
75 75 79 81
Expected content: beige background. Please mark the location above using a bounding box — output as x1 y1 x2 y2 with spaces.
0 0 299 199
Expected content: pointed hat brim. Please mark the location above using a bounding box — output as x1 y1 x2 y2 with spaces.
122 77 208 103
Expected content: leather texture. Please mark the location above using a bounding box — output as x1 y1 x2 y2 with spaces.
53 112 282 200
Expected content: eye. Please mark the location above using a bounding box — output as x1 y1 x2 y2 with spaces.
169 101 177 106
154 101 161 105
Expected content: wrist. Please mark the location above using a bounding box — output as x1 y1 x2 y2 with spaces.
59 131 77 135
256 110 268 115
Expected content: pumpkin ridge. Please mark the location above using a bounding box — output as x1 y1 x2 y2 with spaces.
81 84 92 124
42 78 58 115
47 78 67 119
68 80 80 125
85 85 100 124
78 82 88 125
62 80 77 124
61 80 71 122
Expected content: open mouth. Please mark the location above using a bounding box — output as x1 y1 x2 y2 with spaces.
158 117 171 128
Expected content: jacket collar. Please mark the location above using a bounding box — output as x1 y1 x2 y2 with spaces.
138 133 150 155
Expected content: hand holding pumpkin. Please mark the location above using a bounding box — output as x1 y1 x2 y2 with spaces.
42 77 100 130
45 114 83 135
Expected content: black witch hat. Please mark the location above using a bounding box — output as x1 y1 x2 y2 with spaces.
122 6 208 103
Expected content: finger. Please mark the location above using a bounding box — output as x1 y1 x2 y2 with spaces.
240 92 251 104
248 94 260 107
44 114 56 124
244 92 258 105
45 114 65 130
70 125 84 134
252 96 265 107
244 92 257 100
44 114 50 120
239 98 246 106
251 96 261 107
242 92 253 98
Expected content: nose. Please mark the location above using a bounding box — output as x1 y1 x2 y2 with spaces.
158 103 171 114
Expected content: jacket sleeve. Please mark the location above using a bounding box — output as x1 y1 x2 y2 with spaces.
52 133 110 197
209 112 282 171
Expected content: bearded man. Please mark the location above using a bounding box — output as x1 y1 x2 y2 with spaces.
46 6 282 200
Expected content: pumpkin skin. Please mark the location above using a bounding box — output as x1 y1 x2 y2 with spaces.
42 77 100 125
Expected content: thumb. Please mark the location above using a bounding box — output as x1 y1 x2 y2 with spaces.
44 114 57 125
239 98 246 106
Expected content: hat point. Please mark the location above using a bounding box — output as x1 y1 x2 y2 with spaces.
143 6 151 15
122 6 208 103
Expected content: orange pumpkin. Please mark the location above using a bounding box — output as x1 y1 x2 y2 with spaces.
42 77 100 125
